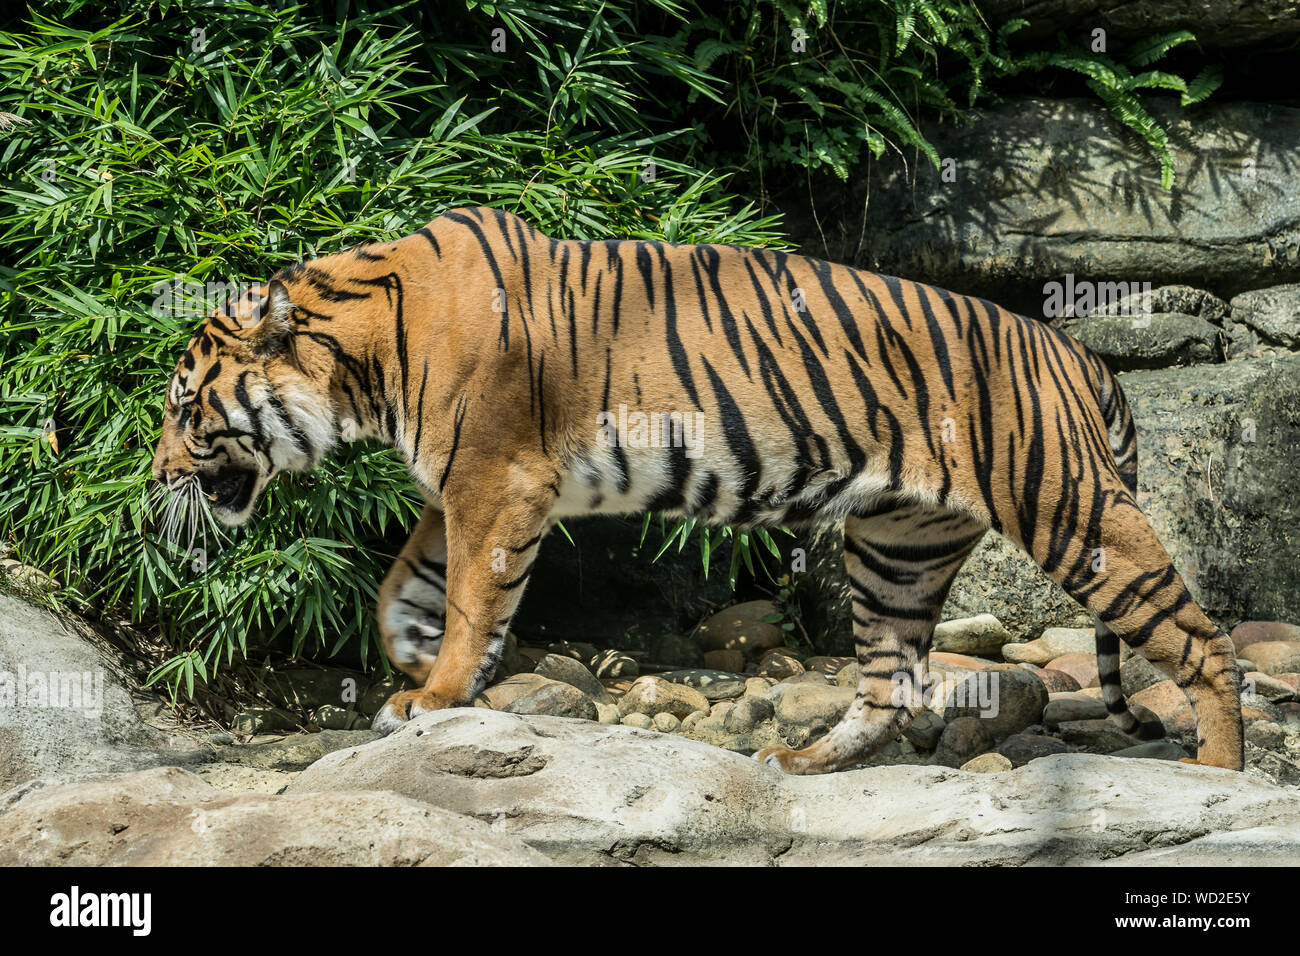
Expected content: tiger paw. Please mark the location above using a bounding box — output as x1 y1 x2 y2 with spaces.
754 745 806 774
372 689 455 736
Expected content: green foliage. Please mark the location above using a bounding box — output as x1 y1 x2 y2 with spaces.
0 1 785 696
760 573 814 655
0 0 1224 700
1019 31 1223 189
641 513 789 590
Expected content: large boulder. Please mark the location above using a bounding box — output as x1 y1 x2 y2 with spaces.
289 709 1300 865
977 1 1300 51
0 766 547 866
0 594 209 791
1119 353 1300 625
783 98 1300 313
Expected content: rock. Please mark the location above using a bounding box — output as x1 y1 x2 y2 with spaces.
312 705 351 730
757 648 805 679
930 652 998 672
764 681 857 749
1096 284 1230 323
975 1 1300 51
1044 697 1109 728
943 667 1049 740
744 676 777 696
1057 719 1138 754
1061 313 1222 371
648 633 703 668
1242 672 1300 704
287 709 1300 865
269 665 362 711
504 683 598 722
656 669 748 701
1240 641 1300 675
1112 741 1190 761
679 710 708 734
588 649 638 679
764 681 857 723
902 710 946 751
496 631 534 678
803 656 855 675
702 649 745 673
1242 698 1285 727
723 696 774 735
997 733 1071 767
1036 669 1082 694
961 753 1012 773
834 663 859 688
1231 621 1300 654
0 766 548 866
231 712 263 735
618 677 710 721
1247 749 1300 787
783 672 833 685
1126 682 1197 741
620 713 653 730
0 594 210 791
545 641 599 664
932 615 1011 656
651 713 680 734
1045 652 1100 688
934 716 996 768
211 730 379 772
595 703 620 725
801 98 1300 303
475 673 560 711
532 654 611 704
1120 655 1167 698
1229 285 1300 350
359 678 414 717
1116 355 1300 628
1245 721 1286 750
696 601 784 657
1003 627 1096 665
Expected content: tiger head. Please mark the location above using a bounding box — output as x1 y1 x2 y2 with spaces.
151 279 337 527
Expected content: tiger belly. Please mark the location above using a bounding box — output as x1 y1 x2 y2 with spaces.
552 430 904 526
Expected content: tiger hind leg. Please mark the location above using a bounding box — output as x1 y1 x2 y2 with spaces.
756 505 985 775
1034 491 1242 770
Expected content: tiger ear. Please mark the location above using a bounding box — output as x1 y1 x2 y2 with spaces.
248 279 293 355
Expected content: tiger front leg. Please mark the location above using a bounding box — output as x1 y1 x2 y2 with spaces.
377 503 449 686
372 466 553 735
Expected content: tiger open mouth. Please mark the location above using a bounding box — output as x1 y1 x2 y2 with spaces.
198 466 256 513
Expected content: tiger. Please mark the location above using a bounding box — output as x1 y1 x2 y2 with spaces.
150 206 1244 774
